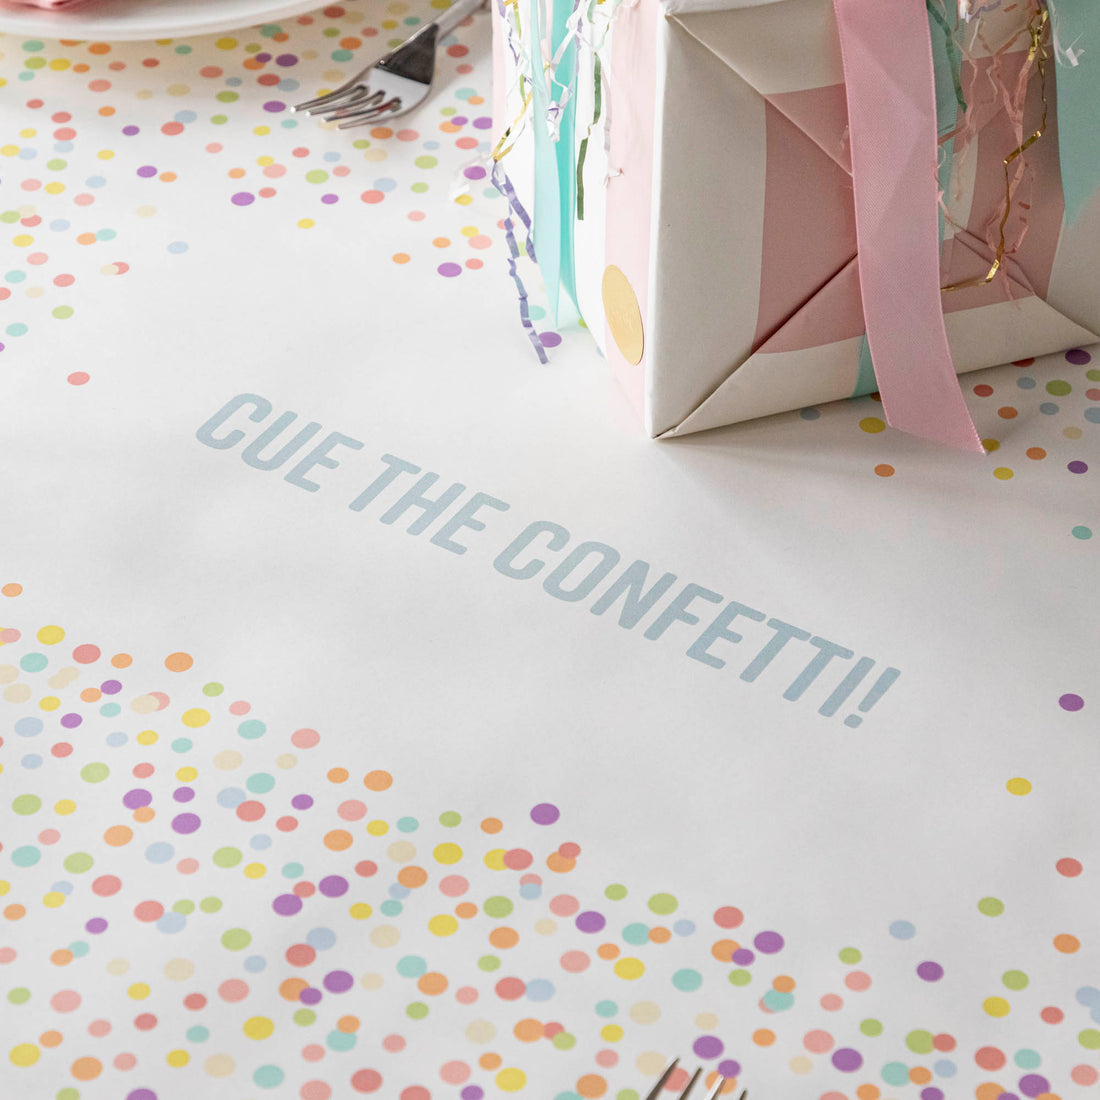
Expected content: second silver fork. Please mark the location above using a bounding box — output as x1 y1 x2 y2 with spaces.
645 1058 746 1100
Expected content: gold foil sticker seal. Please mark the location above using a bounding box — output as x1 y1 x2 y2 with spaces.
602 264 644 366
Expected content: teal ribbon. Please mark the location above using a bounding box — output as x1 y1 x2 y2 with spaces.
1049 0 1100 224
528 0 580 324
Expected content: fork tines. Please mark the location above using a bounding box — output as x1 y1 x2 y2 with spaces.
644 1057 747 1100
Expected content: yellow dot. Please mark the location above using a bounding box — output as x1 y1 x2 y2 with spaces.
366 819 389 836
614 957 645 980
44 182 65 195
433 843 463 865
49 58 71 71
243 1016 274 1040
176 767 198 781
361 973 383 990
9 1043 40 1067
601 1024 624 1042
275 753 296 769
36 625 65 645
97 149 114 160
370 925 400 948
1006 777 1032 796
629 1001 660 1024
461 225 478 237
54 799 76 815
164 958 194 981
167 83 190 96
982 438 1000 451
12 234 33 247
859 417 886 434
136 205 157 218
182 708 209 728
496 1068 527 1091
166 1049 189 1067
983 996 1011 1017
42 891 65 908
0 882 9 897
214 750 241 770
243 863 266 879
1 145 19 157
1064 426 1083 440
216 37 238 49
455 193 473 206
484 848 506 870
993 467 1014 480
136 730 158 746
19 129 36 139
253 125 271 136
39 696 60 711
256 155 274 167
106 958 129 976
350 903 372 920
204 1054 236 1077
428 914 459 937
298 218 315 229
790 1055 813 1074
128 983 151 1000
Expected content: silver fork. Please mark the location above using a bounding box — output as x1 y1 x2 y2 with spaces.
645 1058 746 1100
293 0 484 127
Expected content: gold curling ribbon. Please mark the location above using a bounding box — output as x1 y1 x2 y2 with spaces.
942 6 1050 293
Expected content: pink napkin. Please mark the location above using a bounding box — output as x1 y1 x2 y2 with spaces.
4 0 90 8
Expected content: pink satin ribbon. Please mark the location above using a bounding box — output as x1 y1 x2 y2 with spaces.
832 0 984 453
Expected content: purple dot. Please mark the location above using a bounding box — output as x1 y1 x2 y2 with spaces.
1019 1075 1050 1098
86 917 107 934
831 1048 863 1072
464 166 487 181
231 192 255 207
731 948 754 965
101 680 122 694
1060 693 1085 711
538 331 562 348
461 1088 484 1100
263 100 286 113
319 876 348 898
136 165 157 178
255 52 272 62
126 1091 157 1100
291 794 313 810
717 1061 741 1079
473 116 493 130
753 930 784 954
1066 348 1092 365
276 54 299 67
530 802 559 825
273 893 302 916
60 712 82 728
321 193 339 204
693 1036 724 1060
916 960 944 981
123 788 152 809
171 812 201 835
575 911 605 934
997 1093 1020 1100
299 986 322 1005
1068 461 1089 474
323 969 353 993
921 1090 944 1100
437 263 462 278
122 125 140 136
451 116 468 126
173 787 195 803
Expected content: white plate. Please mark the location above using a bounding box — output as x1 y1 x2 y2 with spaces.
0 0 324 41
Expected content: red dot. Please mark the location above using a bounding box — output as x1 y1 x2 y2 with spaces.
134 1013 157 1030
494 977 525 1000
183 993 206 1010
92 875 122 897
55 273 76 287
355 861 378 877
67 372 90 386
72 644 101 663
142 57 159 68
973 383 993 396
974 1046 1005 1070
200 66 223 78
236 800 265 822
933 1033 955 1052
161 121 184 136
292 146 310 157
713 906 744 929
351 1069 383 1092
293 881 315 898
1056 857 1083 877
503 849 532 870
361 190 384 204
133 900 164 922
133 763 154 778
286 944 316 967
54 127 77 140
446 44 468 57
276 816 298 832
51 742 73 757
558 842 580 859
1040 1005 1063 1024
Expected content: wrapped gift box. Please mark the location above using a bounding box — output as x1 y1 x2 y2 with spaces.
491 0 1100 445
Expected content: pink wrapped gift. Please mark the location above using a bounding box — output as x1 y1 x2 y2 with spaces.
491 0 1100 448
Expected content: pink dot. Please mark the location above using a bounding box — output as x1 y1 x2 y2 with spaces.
27 252 48 265
408 210 426 221
206 142 223 153
456 64 473 74
302 1044 325 1062
292 728 320 749
277 816 298 832
351 1069 383 1093
820 994 843 1011
544 1022 563 1039
259 187 276 198
844 970 871 991
333 166 350 177
161 122 184 136
0 628 19 642
293 147 310 157
456 137 478 150
55 273 75 287
150 691 169 710
560 950 589 973
549 894 579 917
397 129 418 141
440 1061 469 1083
218 979 249 1002
382 1034 405 1053
503 848 532 870
399 1088 430 1100
72 644 101 663
51 990 81 1012
74 193 95 206
974 1047 1005 1071
713 906 744 928
454 986 477 1004
439 875 468 897
39 828 60 844
177 858 199 874
469 235 492 250
0 948 15 964
134 900 164 922
1057 857 1083 877
361 190 384 204
89 79 111 92
51 742 72 758
263 164 286 178
134 763 154 778
1072 1065 1100 1086
229 700 250 715
93 875 121 897
803 1030 834 1053
465 258 483 270
338 800 367 821
67 371 90 386
113 1053 136 1070
88 1019 110 1037
1040 1006 1064 1024
300 1082 332 1100
21 178 42 191
595 1049 618 1067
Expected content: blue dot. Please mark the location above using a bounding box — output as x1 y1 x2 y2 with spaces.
423 140 439 150
187 1026 210 1043
595 1000 618 1017
389 883 410 900
306 927 336 951
278 79 300 92
50 219 70 231
282 862 303 879
373 177 397 192
15 716 44 738
146 842 175 864
800 407 821 420
1039 402 1059 415
323 151 341 162
889 920 916 940
54 142 73 153
526 978 555 1001
1016 376 1036 389
51 881 73 895
226 77 243 87
519 883 540 900
934 1060 956 1077
21 754 43 769
1077 986 1100 1007
673 920 695 936
99 703 121 717
85 176 107 188
18 148 37 160
157 912 187 934
483 187 499 200
380 899 403 916
1093 1006 1100 1024
167 241 189 255
171 738 192 753
175 110 198 123
250 835 271 850
106 731 127 747
244 955 266 973
1085 407 1100 424
217 787 246 809
18 72 35 82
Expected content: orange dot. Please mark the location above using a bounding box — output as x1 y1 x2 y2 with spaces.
98 106 115 117
856 1087 881 1100
489 927 519 950
243 58 264 69
4 904 26 921
546 853 576 873
596 943 619 960
909 1067 931 1084
649 926 671 944
1053 933 1080 953
468 95 485 105
363 770 392 791
88 42 111 53
71 1057 102 1080
280 978 307 1001
392 253 410 264
432 237 451 248
324 830 353 851
159 172 177 183
77 233 96 245
51 949 73 965
132 807 154 824
327 768 349 783
40 1031 63 1048
753 1029 775 1046
111 653 132 668
455 902 477 919
997 406 1018 419
481 818 503 834
1026 447 1046 460
577 1074 608 1098
1 582 23 597
337 1016 359 1033
397 866 427 888
370 127 394 140
340 36 361 48
80 688 102 703
417 972 448 996
874 464 895 477
513 1018 543 1042
104 825 133 846
228 168 246 179
711 939 738 962
976 1083 1004 1100
772 975 796 993
479 1053 502 1071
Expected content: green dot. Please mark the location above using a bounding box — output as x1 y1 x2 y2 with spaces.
213 847 242 868
0 210 19 223
1002 969 1029 991
322 26 339 36
23 39 45 51
483 896 513 919
57 1089 80 1100
477 955 500 972
12 794 42 815
305 169 329 184
245 42 261 52
221 928 252 951
211 114 229 124
52 306 73 320
860 1018 884 1037
1079 1029 1100 1050
7 987 30 1004
246 773 275 794
728 969 751 987
63 852 93 874
216 91 239 103
175 45 192 54
352 139 369 149
293 1009 315 1026
26 57 47 70
331 49 353 62
410 182 428 193
622 923 648 945
881 1062 908 1086
671 968 701 991
6 323 28 338
13 846 40 867
604 884 627 901
328 1031 355 1052
905 1029 934 1054
438 811 461 827
1014 1049 1041 1069
1072 525 1093 540
838 946 862 965
647 893 677 915
406 1001 428 1019
551 1031 576 1050
80 762 109 783
202 682 224 696
253 1065 285 1088
283 862 303 878
1046 379 1072 396
1087 368 1100 381
46 158 67 171
616 1092 640 1100
440 106 456 116
200 896 222 913
414 155 438 169
978 896 1004 916
173 900 195 915
595 1000 618 1017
